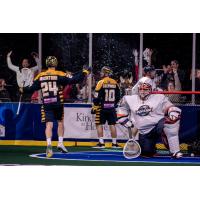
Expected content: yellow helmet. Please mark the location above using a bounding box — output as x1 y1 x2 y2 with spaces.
46 56 58 67
100 66 113 77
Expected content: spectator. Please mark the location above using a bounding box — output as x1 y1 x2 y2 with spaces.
0 79 11 102
195 69 200 103
160 65 175 90
195 69 200 90
7 51 40 101
165 81 181 103
132 49 139 82
171 60 185 89
159 63 182 103
78 81 89 101
63 71 73 102
188 68 200 104
63 84 73 102
143 48 153 65
31 91 39 103
119 70 133 95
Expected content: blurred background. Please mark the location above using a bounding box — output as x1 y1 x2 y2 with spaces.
0 33 199 104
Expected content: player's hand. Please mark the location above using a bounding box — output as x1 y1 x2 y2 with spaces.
172 68 178 75
7 51 12 57
82 65 91 75
118 117 134 128
31 52 39 59
91 105 100 114
132 49 138 57
122 119 134 128
167 106 181 122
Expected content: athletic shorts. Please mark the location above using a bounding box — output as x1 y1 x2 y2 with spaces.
95 108 117 125
41 104 64 123
139 118 164 157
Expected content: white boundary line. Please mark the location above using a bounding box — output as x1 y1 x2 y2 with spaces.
29 152 200 165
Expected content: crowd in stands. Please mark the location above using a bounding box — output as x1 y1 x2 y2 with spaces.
0 48 200 104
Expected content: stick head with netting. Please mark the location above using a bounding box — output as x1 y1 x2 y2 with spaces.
123 139 141 159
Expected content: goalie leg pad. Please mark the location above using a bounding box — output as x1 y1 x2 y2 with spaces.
163 120 180 154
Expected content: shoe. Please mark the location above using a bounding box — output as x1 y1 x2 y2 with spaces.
112 143 121 148
57 144 68 153
46 145 53 158
93 142 105 148
172 151 183 159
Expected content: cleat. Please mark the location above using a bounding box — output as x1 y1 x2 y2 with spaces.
93 142 105 149
57 144 68 153
112 143 121 148
172 151 183 159
46 145 53 158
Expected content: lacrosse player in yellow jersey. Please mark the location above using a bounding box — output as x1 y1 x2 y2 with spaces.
20 56 91 157
92 66 121 148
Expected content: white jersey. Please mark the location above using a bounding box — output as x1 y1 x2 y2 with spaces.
7 56 40 87
119 94 173 134
132 77 157 95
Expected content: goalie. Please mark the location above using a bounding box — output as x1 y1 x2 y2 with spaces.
118 77 182 158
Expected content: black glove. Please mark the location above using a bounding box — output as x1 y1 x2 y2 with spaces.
82 65 91 75
91 105 100 114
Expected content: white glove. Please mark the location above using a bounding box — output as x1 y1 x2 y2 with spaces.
168 106 181 121
118 117 134 128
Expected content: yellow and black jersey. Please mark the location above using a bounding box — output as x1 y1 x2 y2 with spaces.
23 68 86 105
93 77 120 109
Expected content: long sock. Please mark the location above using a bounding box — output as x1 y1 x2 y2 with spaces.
99 137 104 144
47 138 52 146
58 136 63 145
112 138 117 144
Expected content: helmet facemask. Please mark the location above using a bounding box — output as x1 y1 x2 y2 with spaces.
138 83 152 100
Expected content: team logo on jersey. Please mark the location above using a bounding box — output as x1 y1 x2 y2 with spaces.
136 105 152 116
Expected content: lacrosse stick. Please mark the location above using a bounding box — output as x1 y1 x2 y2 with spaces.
16 81 25 115
123 127 141 159
16 68 32 115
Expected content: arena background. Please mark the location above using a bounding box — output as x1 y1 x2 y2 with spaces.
0 33 200 165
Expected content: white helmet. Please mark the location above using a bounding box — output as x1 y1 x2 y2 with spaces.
138 77 153 99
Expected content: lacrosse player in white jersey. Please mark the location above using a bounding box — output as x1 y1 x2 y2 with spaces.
118 77 182 158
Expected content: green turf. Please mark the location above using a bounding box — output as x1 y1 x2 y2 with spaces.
0 145 199 166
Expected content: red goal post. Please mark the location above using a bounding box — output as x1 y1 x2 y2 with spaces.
150 90 200 105
151 91 200 95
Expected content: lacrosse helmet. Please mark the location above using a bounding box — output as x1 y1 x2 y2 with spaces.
46 56 58 68
100 66 113 77
138 77 153 99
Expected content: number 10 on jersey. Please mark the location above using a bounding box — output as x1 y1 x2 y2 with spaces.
105 89 115 102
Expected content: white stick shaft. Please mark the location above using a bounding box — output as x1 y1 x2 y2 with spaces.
16 95 22 115
16 81 25 115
